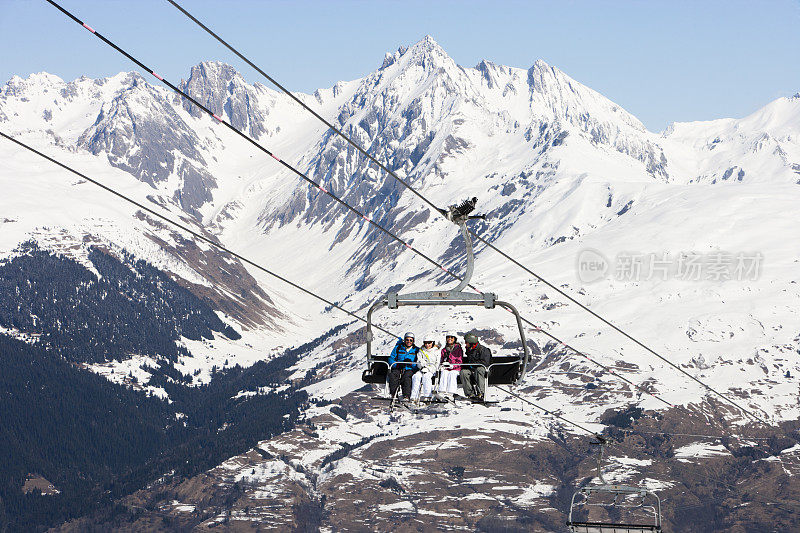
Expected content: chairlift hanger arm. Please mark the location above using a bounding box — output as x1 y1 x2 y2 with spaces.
437 197 486 292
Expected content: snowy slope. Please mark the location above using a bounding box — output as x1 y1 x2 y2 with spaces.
2 36 799 424
0 64 359 384
663 92 800 185
3 34 800 531
194 37 799 424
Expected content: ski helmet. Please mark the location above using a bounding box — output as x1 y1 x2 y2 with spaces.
404 332 415 341
464 333 478 344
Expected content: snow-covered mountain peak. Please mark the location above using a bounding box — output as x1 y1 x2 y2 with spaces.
5 71 64 89
380 34 460 78
660 93 800 185
737 93 800 136
525 59 647 134
525 57 552 80
272 36 481 229
525 57 561 91
183 61 245 91
179 60 269 140
1 73 68 110
666 93 800 140
407 34 445 56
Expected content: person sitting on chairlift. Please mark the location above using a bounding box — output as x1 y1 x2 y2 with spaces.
387 332 419 401
411 338 439 403
437 334 463 398
460 332 491 400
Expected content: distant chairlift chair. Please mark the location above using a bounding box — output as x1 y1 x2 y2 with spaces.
361 197 531 390
566 438 663 533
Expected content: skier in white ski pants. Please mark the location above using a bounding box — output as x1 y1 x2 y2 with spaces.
411 339 438 401
437 334 463 397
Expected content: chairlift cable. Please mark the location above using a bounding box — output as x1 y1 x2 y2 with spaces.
162 0 772 426
0 131 395 340
46 0 769 426
1 131 616 447
581 424 779 442
470 227 771 426
43 0 675 410
496 385 603 440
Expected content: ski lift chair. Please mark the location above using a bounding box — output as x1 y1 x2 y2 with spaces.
361 355 390 384
566 439 663 533
362 353 523 386
566 485 663 533
362 198 531 389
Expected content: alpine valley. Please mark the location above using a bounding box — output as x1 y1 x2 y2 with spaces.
1 36 799 531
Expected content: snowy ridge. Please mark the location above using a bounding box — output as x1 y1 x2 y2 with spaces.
1 36 799 418
2 34 800 531
663 93 800 185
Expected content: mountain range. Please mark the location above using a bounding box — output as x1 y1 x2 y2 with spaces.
1 35 799 530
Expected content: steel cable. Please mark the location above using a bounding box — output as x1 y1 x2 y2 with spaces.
0 131 616 443
161 0 772 425
43 0 768 424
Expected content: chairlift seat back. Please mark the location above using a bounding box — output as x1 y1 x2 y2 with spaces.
567 484 662 533
488 355 521 385
361 355 389 384
567 521 661 533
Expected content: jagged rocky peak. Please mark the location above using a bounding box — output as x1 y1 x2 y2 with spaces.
474 59 517 90
525 58 648 134
381 44 409 69
183 61 242 93
287 36 481 232
407 34 445 55
377 35 457 76
366 35 472 104
475 59 496 88
180 61 268 139
77 77 217 216
332 36 468 142
525 58 555 87
402 35 454 70
1 72 65 99
526 58 589 101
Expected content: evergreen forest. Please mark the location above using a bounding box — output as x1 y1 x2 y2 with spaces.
0 246 308 531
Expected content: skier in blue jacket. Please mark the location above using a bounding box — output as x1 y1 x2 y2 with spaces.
388 332 419 401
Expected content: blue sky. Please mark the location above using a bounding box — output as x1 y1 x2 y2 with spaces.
1 0 798 131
